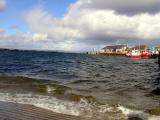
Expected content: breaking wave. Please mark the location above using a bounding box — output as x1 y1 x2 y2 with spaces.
0 93 159 120
118 106 160 120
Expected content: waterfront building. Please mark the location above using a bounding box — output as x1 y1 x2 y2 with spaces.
101 45 128 54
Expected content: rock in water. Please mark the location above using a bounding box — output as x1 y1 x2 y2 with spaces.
152 87 160 95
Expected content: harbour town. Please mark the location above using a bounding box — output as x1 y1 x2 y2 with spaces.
89 44 160 59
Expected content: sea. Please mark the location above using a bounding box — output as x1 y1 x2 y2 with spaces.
0 50 160 120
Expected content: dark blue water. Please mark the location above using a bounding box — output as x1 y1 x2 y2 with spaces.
0 51 92 80
0 50 160 119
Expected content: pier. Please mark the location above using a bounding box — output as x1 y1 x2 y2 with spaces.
97 52 127 56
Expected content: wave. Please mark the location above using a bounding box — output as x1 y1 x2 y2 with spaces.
0 75 59 83
0 75 95 102
0 93 112 118
0 75 68 94
0 93 159 120
119 106 160 120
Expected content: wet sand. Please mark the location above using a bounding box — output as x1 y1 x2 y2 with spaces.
0 102 93 120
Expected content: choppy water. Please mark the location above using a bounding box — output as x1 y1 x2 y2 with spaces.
0 50 160 120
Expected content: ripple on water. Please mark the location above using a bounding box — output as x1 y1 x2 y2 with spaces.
0 51 160 118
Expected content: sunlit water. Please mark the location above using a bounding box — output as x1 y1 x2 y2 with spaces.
0 50 160 120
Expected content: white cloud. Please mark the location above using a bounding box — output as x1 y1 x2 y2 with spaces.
25 6 82 40
33 33 48 41
0 33 86 52
0 0 6 10
1 0 160 51
0 33 46 49
24 2 160 51
0 29 5 34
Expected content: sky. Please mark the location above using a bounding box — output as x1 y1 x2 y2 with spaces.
0 0 160 52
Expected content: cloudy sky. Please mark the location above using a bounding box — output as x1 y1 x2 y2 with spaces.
0 0 160 52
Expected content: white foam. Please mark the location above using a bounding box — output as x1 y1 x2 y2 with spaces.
118 106 160 120
0 92 159 119
0 93 86 116
46 85 56 93
0 93 107 117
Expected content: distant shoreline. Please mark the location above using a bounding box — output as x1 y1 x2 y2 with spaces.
0 48 62 52
0 48 83 54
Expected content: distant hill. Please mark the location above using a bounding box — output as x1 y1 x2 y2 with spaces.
0 48 24 51
0 48 79 54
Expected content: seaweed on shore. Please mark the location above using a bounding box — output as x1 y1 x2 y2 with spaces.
152 87 160 95
68 93 96 103
146 108 160 116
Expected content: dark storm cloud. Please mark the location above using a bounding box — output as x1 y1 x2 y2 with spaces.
80 34 138 46
77 0 160 15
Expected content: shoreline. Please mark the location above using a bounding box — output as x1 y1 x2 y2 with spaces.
0 102 93 120
0 101 159 120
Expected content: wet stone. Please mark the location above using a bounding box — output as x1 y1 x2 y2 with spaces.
128 117 143 120
152 87 160 95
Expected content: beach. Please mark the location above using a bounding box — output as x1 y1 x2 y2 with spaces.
0 102 94 120
0 102 147 120
0 102 159 120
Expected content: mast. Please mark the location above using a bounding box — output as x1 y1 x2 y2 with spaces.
138 39 140 52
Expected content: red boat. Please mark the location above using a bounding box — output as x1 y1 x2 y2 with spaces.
127 50 141 58
127 50 151 59
141 52 151 59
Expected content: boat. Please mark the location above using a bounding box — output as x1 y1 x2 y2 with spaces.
127 49 151 59
126 45 152 59
127 49 141 58
150 54 158 59
141 51 151 59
